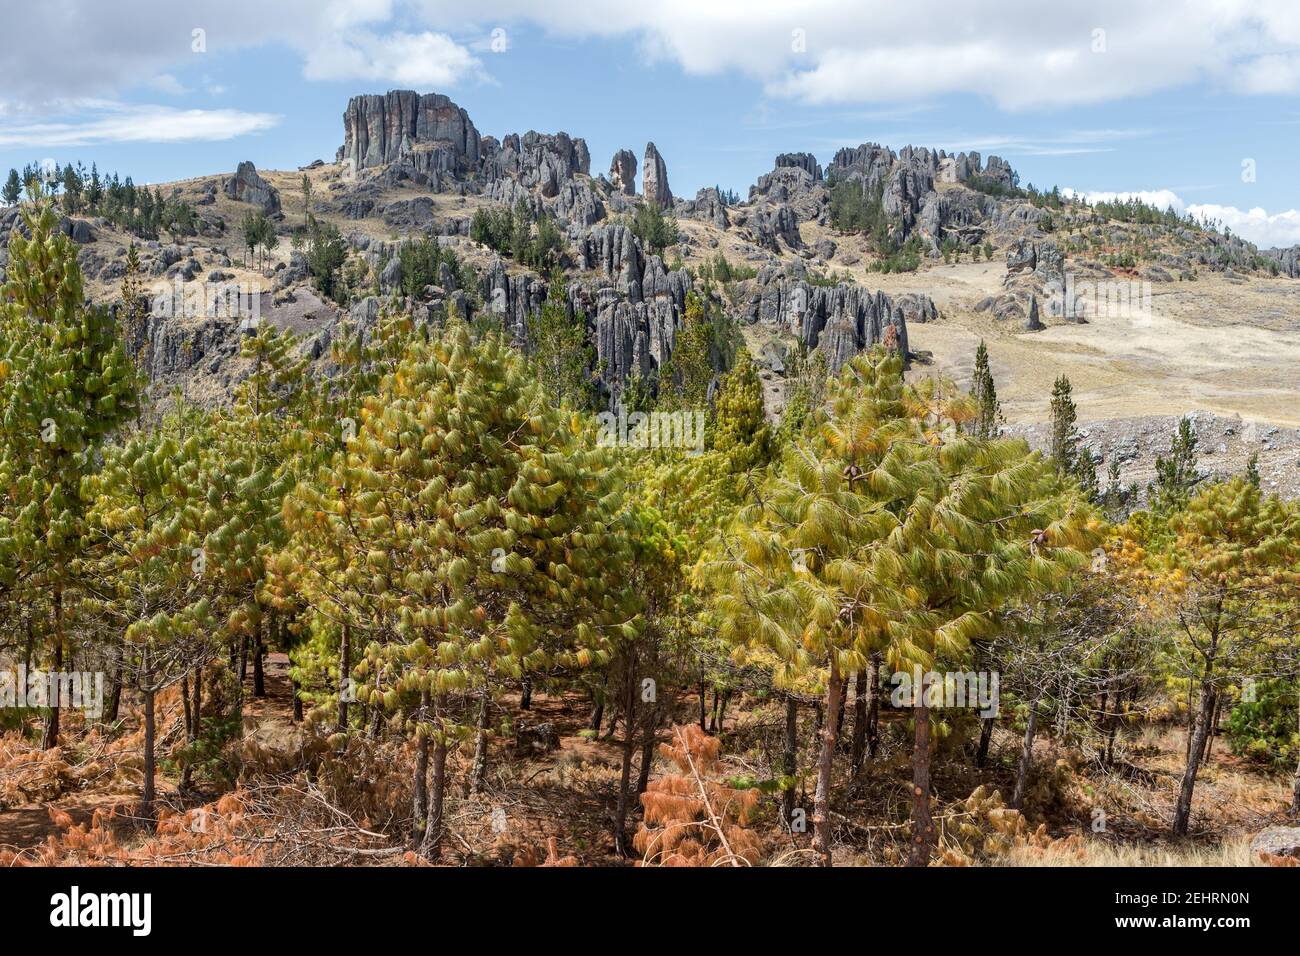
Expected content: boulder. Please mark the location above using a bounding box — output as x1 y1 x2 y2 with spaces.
223 161 281 214
1251 827 1300 860
515 721 561 755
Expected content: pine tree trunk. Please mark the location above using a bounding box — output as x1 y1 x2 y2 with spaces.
1202 692 1222 763
908 701 934 867
193 664 202 733
850 671 868 773
614 654 638 857
698 679 707 730
520 679 532 710
867 653 881 759
336 621 351 734
41 591 64 750
22 618 34 679
1104 683 1120 766
180 665 201 791
813 663 843 867
782 695 798 827
106 661 123 725
834 679 849 744
470 691 491 792
715 691 730 733
239 634 249 684
252 618 266 698
1011 695 1039 810
291 678 303 722
181 674 193 739
636 704 659 795
589 675 607 733
142 655 156 824
1292 691 1300 817
976 715 995 768
1173 682 1216 837
421 705 448 861
412 690 429 845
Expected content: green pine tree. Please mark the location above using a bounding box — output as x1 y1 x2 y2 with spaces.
712 349 771 467
0 188 141 747
1151 416 1199 511
969 340 1003 440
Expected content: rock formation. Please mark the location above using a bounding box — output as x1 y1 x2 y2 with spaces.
642 142 672 209
609 149 637 196
680 188 730 229
750 155 827 224
223 161 280 214
342 91 481 176
1024 294 1044 331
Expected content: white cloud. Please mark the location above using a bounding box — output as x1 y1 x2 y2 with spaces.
413 0 1300 109
0 2 484 104
145 74 190 95
303 30 482 87
1062 188 1189 214
0 103 281 148
5 1 1300 110
1187 203 1300 249
0 0 1295 118
1062 187 1300 249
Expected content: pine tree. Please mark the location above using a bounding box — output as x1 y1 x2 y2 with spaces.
1158 479 1300 835
241 212 259 268
1048 373 1097 499
278 319 637 858
707 348 1094 866
1049 374 1078 472
529 273 595 410
1245 451 1261 488
712 349 771 468
659 293 714 412
80 419 215 820
0 188 141 748
203 326 314 705
969 340 1003 440
776 342 829 445
1151 416 1199 510
3 169 21 206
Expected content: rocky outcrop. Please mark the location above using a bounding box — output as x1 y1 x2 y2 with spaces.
750 158 827 224
1263 244 1300 277
643 142 672 209
479 131 590 196
482 222 695 404
609 149 637 196
829 144 1018 243
1005 238 1065 285
342 91 481 175
918 189 990 249
680 188 730 230
775 152 822 181
223 161 280 214
340 90 603 229
740 270 917 372
748 203 802 251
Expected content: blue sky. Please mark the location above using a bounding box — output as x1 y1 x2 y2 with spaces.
3 1 1300 246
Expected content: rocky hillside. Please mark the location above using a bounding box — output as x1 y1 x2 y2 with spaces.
2 86 1298 493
